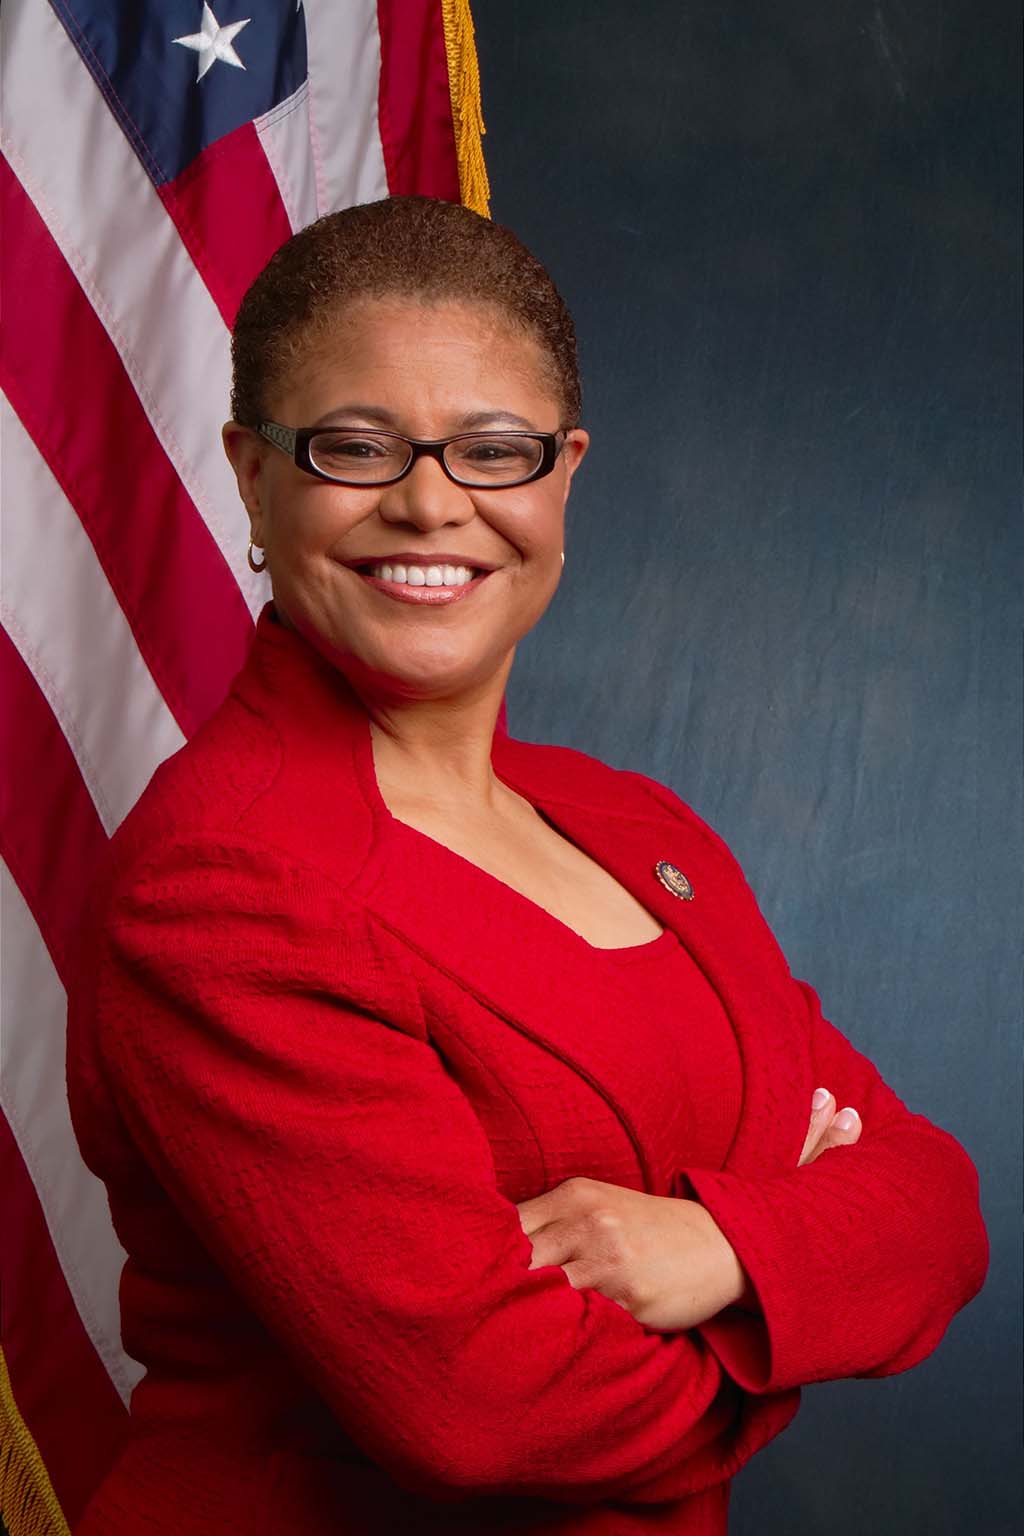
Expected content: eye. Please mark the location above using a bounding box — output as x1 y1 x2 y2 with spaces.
460 438 525 462
307 431 407 480
445 434 546 484
315 435 390 459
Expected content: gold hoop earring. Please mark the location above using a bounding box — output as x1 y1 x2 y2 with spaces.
247 541 267 573
560 551 565 566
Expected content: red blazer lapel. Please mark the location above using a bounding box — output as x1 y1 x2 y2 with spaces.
362 823 679 1194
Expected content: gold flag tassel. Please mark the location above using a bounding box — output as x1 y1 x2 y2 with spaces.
440 0 491 217
0 1347 70 1536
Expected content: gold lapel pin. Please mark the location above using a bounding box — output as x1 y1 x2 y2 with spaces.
655 860 694 901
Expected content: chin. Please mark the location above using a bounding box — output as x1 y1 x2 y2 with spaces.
344 640 513 705
277 594 515 702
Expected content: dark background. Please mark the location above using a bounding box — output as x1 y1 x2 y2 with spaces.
475 3 1021 1532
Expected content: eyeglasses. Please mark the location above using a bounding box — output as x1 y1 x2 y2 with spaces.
256 421 567 489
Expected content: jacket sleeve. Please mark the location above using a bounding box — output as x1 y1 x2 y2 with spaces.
71 836 788 1507
631 774 990 1396
677 977 989 1393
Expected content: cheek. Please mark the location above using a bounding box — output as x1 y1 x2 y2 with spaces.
266 487 374 554
488 489 564 554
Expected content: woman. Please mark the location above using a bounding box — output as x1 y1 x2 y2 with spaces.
66 196 988 1535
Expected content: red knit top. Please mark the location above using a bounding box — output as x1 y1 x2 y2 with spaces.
587 928 743 1169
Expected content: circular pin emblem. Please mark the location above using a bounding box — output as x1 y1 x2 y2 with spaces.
655 860 694 901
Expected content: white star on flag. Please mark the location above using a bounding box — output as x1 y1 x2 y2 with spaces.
174 4 251 81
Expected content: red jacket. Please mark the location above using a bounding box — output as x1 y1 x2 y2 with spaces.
66 603 989 1535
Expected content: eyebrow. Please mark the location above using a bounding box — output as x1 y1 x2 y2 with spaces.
309 405 543 431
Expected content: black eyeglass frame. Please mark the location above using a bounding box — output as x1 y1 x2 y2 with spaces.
256 421 568 488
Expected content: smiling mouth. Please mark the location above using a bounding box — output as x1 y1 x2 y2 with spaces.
347 560 493 606
357 559 481 587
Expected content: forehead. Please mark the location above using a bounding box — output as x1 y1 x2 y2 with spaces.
277 296 559 419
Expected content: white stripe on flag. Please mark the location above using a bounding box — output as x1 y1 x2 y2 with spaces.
1 397 186 835
255 81 320 235
0 863 143 1407
302 0 390 217
0 0 263 616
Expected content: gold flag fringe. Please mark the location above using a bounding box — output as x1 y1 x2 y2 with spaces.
440 0 491 217
0 1347 70 1536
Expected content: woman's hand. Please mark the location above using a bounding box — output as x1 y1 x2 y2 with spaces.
516 1176 754 1331
515 1088 864 1331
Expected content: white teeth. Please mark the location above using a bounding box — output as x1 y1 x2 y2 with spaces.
365 562 478 586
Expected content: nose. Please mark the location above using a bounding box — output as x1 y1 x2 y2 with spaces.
376 455 476 532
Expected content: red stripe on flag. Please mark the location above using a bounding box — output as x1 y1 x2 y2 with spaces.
0 157 253 741
0 626 110 989
0 1108 127 1530
159 121 295 328
376 0 461 199
0 633 129 1520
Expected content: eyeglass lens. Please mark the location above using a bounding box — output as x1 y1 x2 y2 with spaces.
306 430 545 485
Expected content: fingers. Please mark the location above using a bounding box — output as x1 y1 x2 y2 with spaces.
798 1087 835 1165
817 1102 862 1156
517 1175 596 1237
798 1088 863 1167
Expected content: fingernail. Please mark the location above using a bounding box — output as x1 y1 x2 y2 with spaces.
834 1107 859 1133
812 1087 831 1112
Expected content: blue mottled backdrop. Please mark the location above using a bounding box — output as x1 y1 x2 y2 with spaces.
476 2 1021 1530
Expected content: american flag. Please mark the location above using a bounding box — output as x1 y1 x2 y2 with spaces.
0 3 488 1529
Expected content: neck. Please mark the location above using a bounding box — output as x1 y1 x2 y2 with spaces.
356 658 515 815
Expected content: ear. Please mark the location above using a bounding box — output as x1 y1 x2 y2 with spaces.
222 422 268 547
559 428 590 505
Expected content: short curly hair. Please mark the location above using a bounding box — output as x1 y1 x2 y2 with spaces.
230 196 582 428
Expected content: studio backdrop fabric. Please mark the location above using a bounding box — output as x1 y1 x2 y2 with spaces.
473 5 1021 1533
